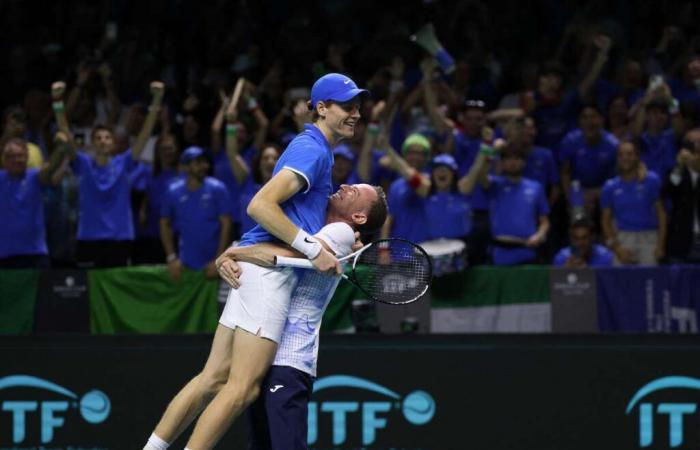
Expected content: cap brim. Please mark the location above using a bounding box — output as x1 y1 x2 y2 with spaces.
330 88 370 102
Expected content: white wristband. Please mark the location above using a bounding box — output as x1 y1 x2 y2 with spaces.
291 229 323 260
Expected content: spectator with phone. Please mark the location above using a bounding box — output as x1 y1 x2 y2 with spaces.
553 218 613 267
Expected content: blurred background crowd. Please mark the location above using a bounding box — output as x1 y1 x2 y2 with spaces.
2 0 700 278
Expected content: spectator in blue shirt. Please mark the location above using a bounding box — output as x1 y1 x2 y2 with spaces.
560 104 619 219
631 96 679 178
380 133 432 244
601 141 667 266
463 143 550 265
133 133 184 264
553 218 613 267
425 154 472 241
0 137 68 268
53 80 165 268
160 146 232 281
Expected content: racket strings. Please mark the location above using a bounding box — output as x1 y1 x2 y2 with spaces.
353 239 432 304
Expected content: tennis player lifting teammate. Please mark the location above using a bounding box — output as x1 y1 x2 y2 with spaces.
143 73 368 450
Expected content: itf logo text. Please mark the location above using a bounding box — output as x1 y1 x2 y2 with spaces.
0 374 110 446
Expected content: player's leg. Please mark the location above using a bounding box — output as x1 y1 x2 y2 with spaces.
185 328 278 450
264 366 314 450
144 324 234 450
246 369 273 450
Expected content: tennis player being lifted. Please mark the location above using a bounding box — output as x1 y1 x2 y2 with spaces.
143 74 369 450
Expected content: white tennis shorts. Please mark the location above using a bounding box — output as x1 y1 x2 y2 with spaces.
219 262 298 343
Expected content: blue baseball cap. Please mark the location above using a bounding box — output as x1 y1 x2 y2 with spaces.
432 154 458 172
180 146 207 164
333 144 356 162
310 73 369 109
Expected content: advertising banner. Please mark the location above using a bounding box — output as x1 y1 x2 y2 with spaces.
4 335 700 449
0 270 39 334
597 266 700 333
89 266 219 333
34 269 90 333
430 266 550 332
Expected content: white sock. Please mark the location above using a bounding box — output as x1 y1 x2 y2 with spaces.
144 433 169 450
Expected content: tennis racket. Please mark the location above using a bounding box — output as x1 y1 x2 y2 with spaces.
275 238 432 305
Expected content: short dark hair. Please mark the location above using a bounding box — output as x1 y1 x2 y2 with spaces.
91 124 114 140
356 186 388 234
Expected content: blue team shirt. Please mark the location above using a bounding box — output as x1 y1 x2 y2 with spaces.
143 168 184 238
639 129 677 178
71 151 138 241
0 169 48 258
453 130 489 210
600 173 661 231
425 191 472 239
387 177 430 243
523 146 560 190
213 146 256 223
486 176 549 265
239 124 334 246
559 128 619 188
553 244 614 267
533 90 580 152
161 177 232 269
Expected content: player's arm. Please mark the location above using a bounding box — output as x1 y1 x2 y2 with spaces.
246 169 341 273
131 81 165 160
217 239 334 288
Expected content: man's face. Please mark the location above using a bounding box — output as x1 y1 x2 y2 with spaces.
579 107 603 138
523 118 537 146
186 157 210 181
4 114 26 137
617 142 639 173
93 129 115 156
404 146 428 170
538 74 562 95
328 183 378 223
461 109 485 137
321 99 361 140
646 108 668 131
332 156 353 183
570 226 592 256
2 142 28 176
501 154 525 177
432 165 454 191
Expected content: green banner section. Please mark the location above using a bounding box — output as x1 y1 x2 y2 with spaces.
431 265 550 307
0 270 40 334
89 266 219 334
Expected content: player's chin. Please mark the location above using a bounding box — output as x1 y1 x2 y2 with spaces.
339 124 355 137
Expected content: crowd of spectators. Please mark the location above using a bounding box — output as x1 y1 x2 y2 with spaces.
2 0 700 276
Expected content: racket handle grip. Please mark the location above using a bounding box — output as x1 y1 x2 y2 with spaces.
274 255 314 269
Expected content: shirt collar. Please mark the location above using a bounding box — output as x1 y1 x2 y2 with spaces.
304 124 332 154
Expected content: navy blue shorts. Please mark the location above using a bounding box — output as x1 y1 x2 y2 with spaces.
247 365 313 450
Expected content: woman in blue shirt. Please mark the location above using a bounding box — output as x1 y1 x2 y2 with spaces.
425 154 472 241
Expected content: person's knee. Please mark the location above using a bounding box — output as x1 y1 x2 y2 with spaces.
196 372 227 402
219 379 262 410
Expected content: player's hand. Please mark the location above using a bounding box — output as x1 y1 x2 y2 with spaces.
204 261 219 279
167 259 183 282
216 249 243 289
311 247 342 275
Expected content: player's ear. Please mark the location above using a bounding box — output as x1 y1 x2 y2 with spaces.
351 212 367 225
316 101 327 119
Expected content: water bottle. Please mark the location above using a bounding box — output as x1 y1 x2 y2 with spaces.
570 180 585 221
